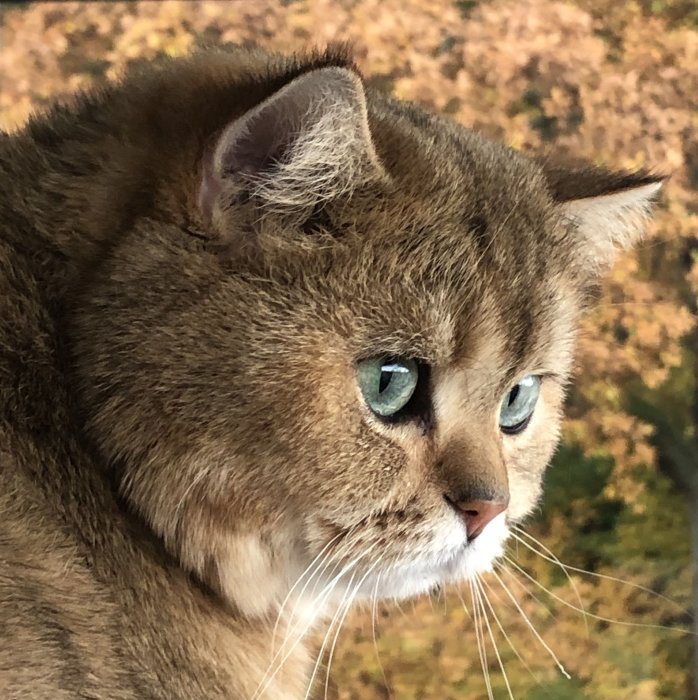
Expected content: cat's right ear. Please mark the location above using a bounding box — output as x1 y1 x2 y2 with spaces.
542 163 665 272
198 67 388 235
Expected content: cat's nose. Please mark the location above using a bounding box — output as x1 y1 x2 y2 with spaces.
447 498 508 541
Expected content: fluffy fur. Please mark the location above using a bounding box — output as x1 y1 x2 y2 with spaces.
0 45 662 698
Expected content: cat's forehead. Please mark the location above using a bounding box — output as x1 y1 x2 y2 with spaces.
318 180 578 384
315 100 576 376
367 92 554 220
355 97 564 289
242 89 587 383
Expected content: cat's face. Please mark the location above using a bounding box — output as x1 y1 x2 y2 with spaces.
216 152 579 606
69 53 661 618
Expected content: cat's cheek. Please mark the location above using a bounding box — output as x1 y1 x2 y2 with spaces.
503 433 549 521
502 379 565 521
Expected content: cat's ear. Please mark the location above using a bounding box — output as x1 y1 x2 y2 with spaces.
544 165 665 269
199 66 388 228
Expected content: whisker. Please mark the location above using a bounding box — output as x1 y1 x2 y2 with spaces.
254 566 340 700
303 570 358 700
393 598 407 618
253 542 377 700
271 534 353 666
475 575 515 700
271 531 344 655
492 567 571 680
502 562 560 622
439 584 449 614
455 587 471 620
502 555 695 636
278 538 347 656
479 575 548 692
172 465 211 519
510 527 589 638
511 525 691 618
469 579 495 700
323 558 382 700
479 574 519 616
426 587 436 614
287 528 364 630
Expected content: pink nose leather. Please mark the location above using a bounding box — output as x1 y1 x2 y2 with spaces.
451 499 508 541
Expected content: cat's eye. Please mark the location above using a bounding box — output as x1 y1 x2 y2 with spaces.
499 375 541 434
357 357 420 418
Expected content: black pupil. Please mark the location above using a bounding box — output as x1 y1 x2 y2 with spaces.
379 369 392 394
508 384 520 406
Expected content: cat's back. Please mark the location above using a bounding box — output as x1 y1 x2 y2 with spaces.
0 456 134 699
0 186 162 698
0 234 135 696
0 380 230 699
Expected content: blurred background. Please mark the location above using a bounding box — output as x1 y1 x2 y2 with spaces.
1 1 695 698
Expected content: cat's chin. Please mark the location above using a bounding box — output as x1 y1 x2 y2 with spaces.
269 514 510 636
343 512 510 604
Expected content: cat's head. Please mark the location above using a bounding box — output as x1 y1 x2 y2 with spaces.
68 49 662 618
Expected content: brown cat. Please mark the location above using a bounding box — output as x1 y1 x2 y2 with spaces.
0 45 662 698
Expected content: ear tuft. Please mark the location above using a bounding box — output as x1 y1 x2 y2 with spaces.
544 165 666 269
200 67 387 228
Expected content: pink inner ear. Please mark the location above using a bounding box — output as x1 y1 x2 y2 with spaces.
198 153 223 223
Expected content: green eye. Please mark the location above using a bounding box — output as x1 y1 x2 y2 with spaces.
499 375 541 434
357 357 419 418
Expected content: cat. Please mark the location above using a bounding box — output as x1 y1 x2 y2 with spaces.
0 45 662 698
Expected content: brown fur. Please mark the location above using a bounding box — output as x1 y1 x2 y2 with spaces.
0 45 661 698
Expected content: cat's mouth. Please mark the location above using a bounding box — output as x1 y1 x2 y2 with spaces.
311 511 510 606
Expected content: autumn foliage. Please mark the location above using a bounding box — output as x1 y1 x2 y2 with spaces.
1 1 696 698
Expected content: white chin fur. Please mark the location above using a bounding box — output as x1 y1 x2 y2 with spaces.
282 514 510 636
357 512 510 603
447 511 508 580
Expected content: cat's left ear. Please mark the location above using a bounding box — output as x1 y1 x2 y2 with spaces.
545 166 665 270
199 66 388 232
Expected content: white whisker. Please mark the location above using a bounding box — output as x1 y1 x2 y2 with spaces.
503 564 559 622
502 555 694 636
479 574 545 689
172 465 211 519
492 567 571 680
474 575 515 700
323 558 382 700
469 580 494 700
510 527 589 638
304 569 358 700
371 572 390 696
253 542 377 700
271 531 344 655
511 525 691 617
